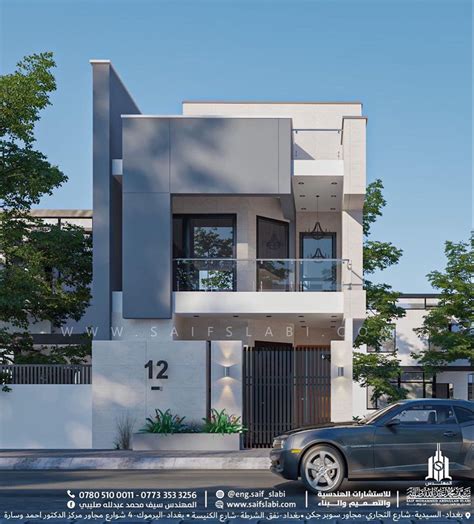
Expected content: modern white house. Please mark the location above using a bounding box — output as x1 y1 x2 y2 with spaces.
89 60 367 448
0 61 471 450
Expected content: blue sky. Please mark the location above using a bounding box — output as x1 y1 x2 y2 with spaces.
1 0 472 292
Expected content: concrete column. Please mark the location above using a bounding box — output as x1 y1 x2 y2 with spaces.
330 318 354 422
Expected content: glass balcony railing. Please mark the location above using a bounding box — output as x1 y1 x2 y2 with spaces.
173 258 354 292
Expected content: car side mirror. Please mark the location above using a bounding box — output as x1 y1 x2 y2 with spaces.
386 418 400 427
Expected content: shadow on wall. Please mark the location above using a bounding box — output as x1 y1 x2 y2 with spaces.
93 372 143 409
293 143 314 160
396 331 428 366
127 117 285 195
172 118 257 194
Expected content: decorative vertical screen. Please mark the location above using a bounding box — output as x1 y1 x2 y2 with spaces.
257 217 289 259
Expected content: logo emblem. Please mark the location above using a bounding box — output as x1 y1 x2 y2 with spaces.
425 443 451 482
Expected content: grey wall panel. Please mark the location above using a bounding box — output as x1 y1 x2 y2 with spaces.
110 176 123 292
122 118 170 194
121 115 292 319
91 62 140 339
170 118 284 194
122 193 171 319
91 63 112 340
278 119 292 194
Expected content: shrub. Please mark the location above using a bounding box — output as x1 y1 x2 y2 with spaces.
140 409 186 434
202 409 246 434
113 412 136 449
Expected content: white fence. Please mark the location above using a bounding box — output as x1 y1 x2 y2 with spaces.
0 385 92 449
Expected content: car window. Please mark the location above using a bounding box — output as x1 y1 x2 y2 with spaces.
391 405 457 425
454 406 474 424
361 403 402 424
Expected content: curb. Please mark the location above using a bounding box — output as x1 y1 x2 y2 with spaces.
0 456 271 470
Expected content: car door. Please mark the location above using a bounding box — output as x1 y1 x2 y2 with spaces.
373 403 463 476
453 404 474 475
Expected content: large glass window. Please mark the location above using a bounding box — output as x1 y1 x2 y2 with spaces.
256 217 291 291
367 370 436 410
299 232 337 291
173 215 236 291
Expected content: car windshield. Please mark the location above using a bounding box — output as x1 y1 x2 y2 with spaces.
358 403 401 425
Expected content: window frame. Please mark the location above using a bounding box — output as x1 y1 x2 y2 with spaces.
173 213 237 260
172 214 237 292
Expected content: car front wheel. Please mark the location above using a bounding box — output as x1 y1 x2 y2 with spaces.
300 445 345 493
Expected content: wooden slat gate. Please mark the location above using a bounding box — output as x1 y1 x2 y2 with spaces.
243 346 331 448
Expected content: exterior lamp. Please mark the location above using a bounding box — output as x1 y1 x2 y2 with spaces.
337 366 344 377
223 366 231 378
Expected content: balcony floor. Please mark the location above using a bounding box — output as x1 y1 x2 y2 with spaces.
173 291 344 316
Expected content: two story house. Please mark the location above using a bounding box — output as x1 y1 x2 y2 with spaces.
90 60 367 448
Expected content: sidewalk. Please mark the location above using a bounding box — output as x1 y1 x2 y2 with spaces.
0 449 271 470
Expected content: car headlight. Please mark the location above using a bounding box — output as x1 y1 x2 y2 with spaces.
272 436 288 449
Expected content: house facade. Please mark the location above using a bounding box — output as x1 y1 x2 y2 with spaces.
88 61 472 449
90 60 366 448
0 62 471 451
5 61 469 450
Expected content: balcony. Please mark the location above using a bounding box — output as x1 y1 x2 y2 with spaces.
173 258 352 292
292 129 344 177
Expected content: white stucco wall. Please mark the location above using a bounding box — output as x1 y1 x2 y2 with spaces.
0 385 91 449
93 338 207 448
92 337 244 448
330 319 355 422
436 371 470 400
210 341 243 418
182 102 362 129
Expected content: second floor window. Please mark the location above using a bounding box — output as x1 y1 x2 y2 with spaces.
173 214 236 291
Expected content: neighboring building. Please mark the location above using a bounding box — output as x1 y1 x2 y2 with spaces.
353 294 474 417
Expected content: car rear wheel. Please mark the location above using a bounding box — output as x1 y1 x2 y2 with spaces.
300 445 345 493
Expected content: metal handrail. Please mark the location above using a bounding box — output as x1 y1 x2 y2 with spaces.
173 258 350 262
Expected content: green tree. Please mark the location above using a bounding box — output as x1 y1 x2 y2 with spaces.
353 179 407 404
414 234 474 373
0 52 92 378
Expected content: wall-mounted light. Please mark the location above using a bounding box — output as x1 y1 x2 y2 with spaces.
337 366 344 377
223 366 231 378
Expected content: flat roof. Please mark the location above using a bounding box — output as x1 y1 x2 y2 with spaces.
29 209 93 218
398 293 440 298
183 100 363 106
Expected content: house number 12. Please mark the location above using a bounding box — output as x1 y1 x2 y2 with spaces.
144 359 169 379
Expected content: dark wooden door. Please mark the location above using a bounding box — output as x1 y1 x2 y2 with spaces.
243 345 331 448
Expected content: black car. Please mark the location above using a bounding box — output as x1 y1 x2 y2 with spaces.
270 399 474 493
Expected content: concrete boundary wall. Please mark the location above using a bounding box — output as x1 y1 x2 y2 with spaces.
0 385 92 449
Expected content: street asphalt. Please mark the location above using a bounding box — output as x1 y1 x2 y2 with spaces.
0 470 472 523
